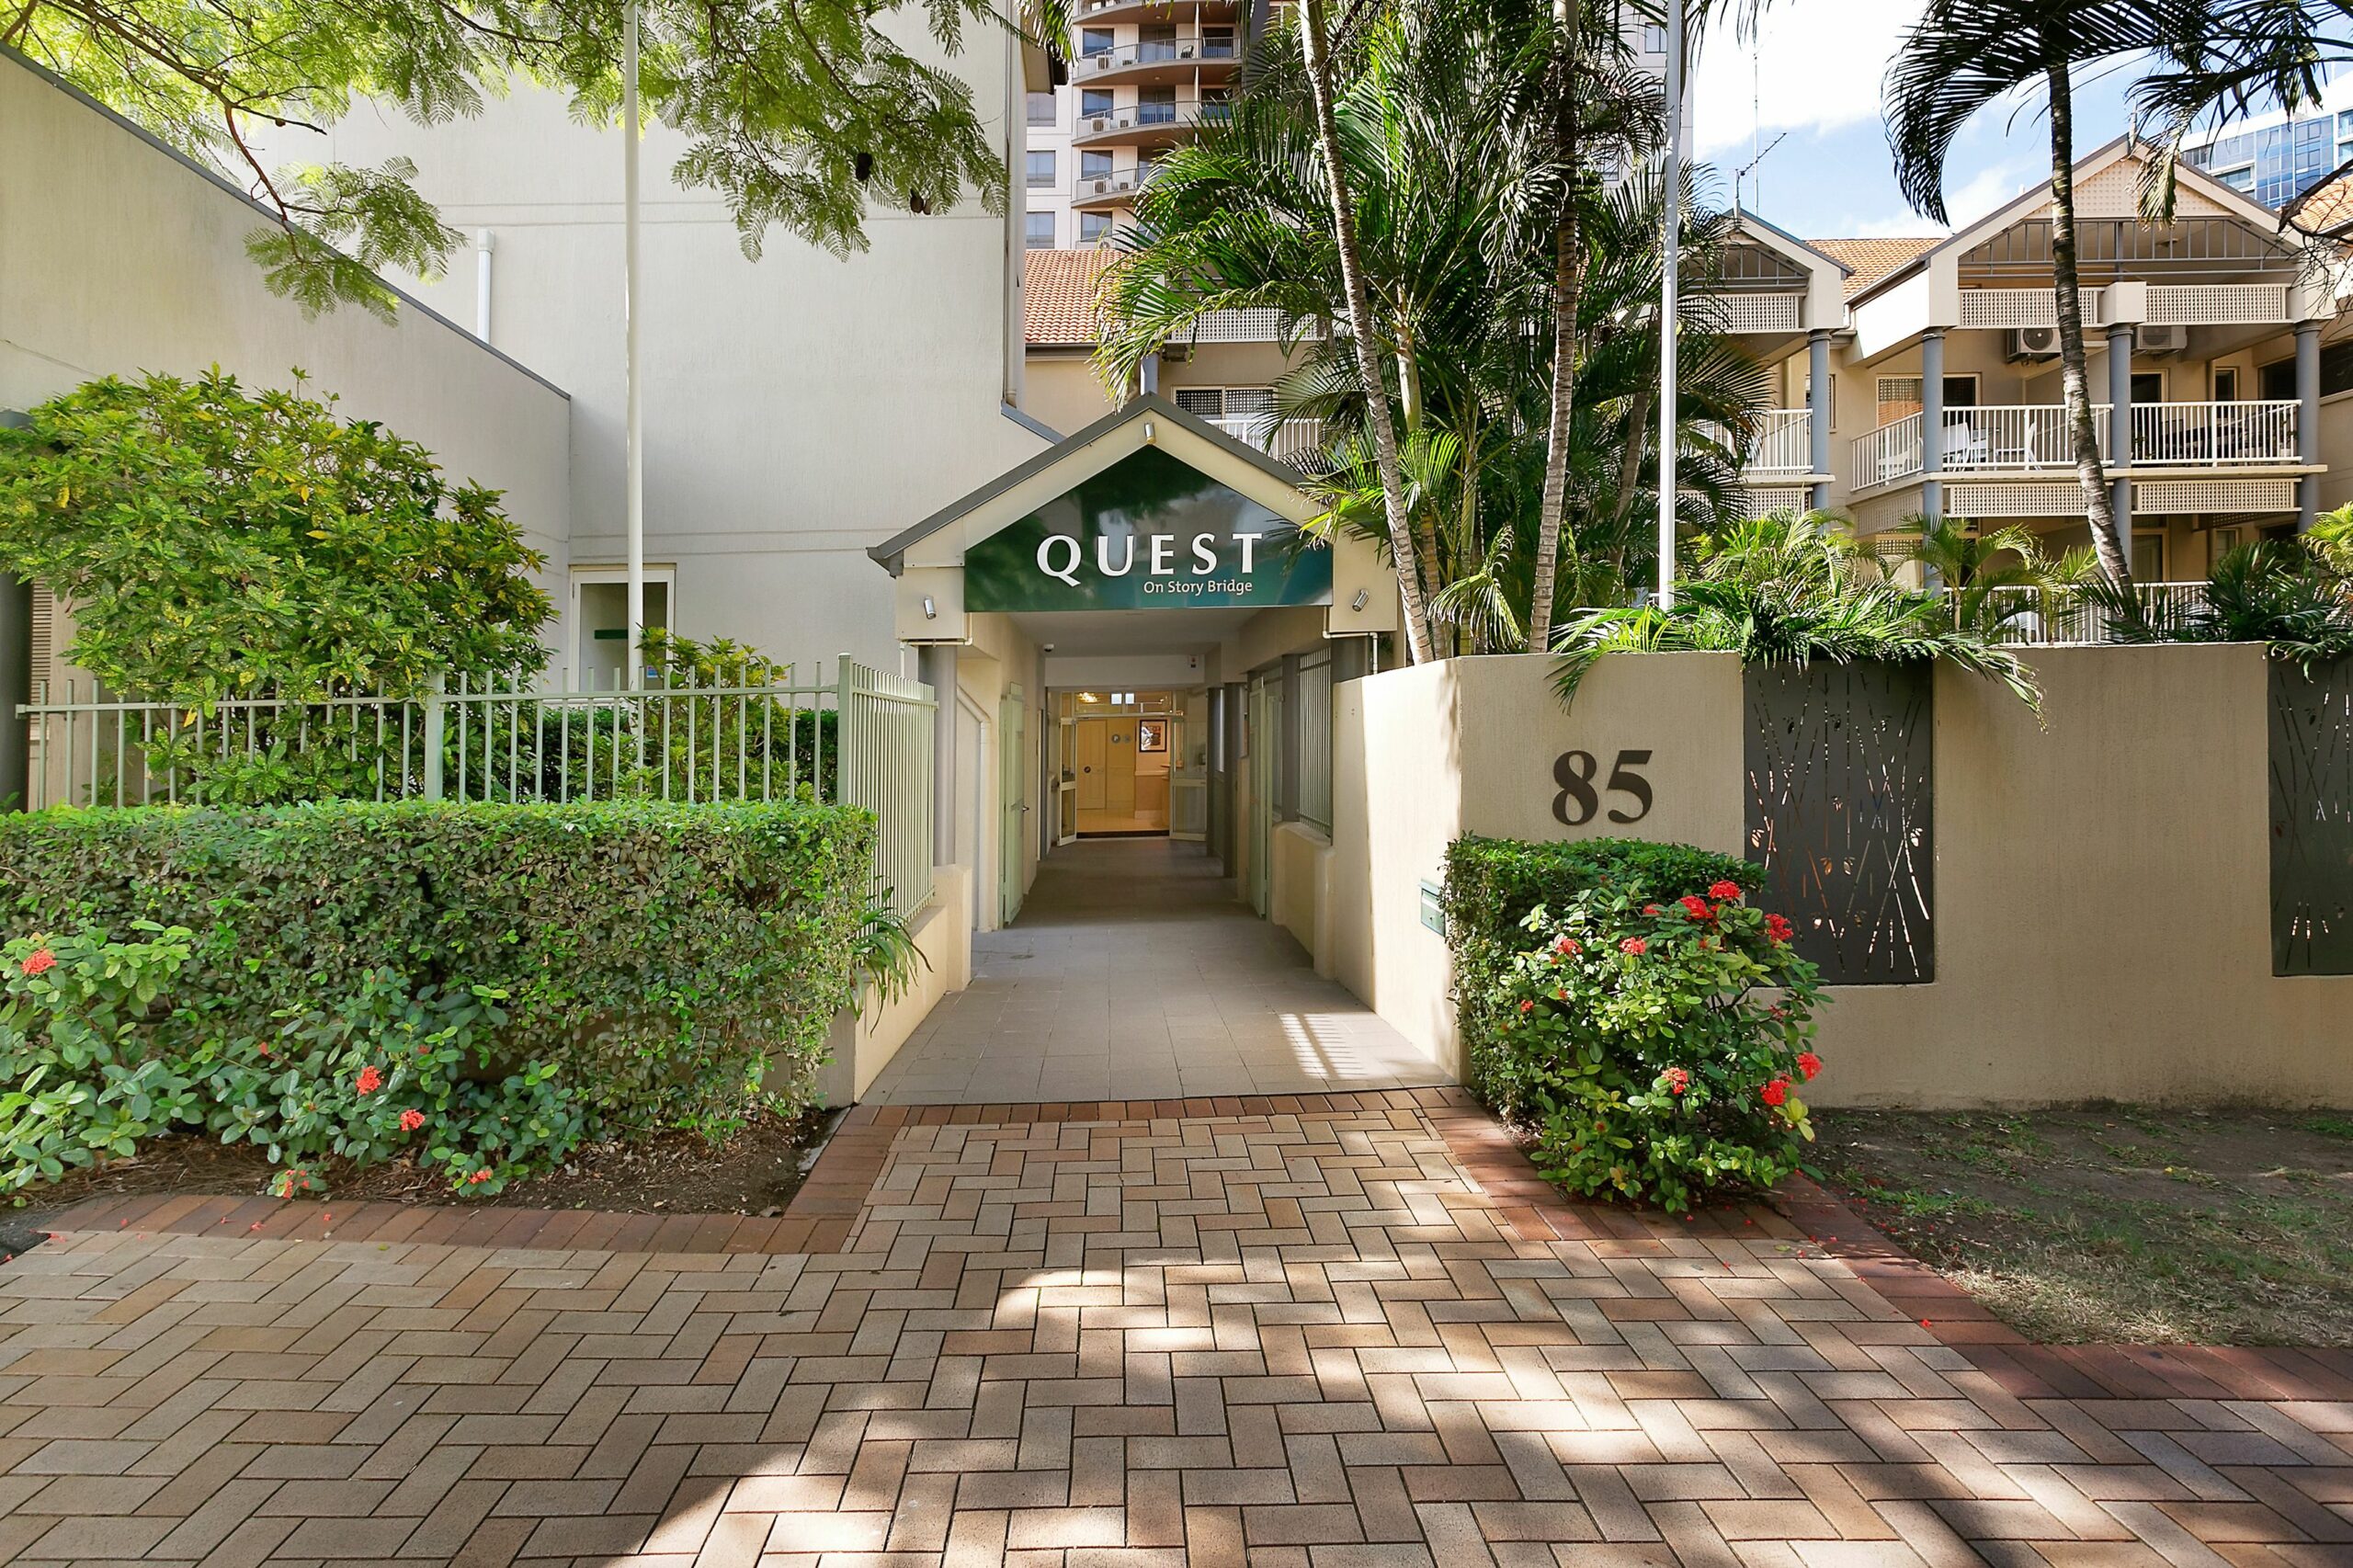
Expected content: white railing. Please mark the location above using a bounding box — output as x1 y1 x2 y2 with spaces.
1074 38 1239 74
1075 105 1214 141
1938 404 2111 472
1074 171 1144 200
1701 411 1812 476
17 658 938 918
2130 400 2300 466
1983 582 2212 644
1850 412 1923 489
1858 401 2302 487
1209 415 1324 464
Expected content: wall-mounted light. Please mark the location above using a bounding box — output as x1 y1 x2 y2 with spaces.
921 595 938 620
1350 588 1370 611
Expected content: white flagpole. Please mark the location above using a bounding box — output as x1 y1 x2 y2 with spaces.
624 1 646 689
1656 0 1683 610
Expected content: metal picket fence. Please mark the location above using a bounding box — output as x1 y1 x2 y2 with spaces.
17 657 937 919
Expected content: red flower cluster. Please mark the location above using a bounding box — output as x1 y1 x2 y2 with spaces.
1552 936 1580 956
1765 913 1793 943
1518 998 1535 1015
1678 894 1713 922
1708 881 1743 902
398 1108 426 1132
19 949 55 978
1620 937 1647 956
1661 1066 1689 1096
1796 1051 1822 1082
1759 1077 1790 1107
355 1065 383 1096
467 1169 492 1185
1642 903 1662 915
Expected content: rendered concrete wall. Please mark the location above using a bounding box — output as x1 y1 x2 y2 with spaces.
0 56 572 584
814 863 973 1107
1332 646 2353 1107
1268 821 1332 973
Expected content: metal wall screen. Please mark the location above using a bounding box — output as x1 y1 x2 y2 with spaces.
1745 662 1936 985
2270 657 2353 975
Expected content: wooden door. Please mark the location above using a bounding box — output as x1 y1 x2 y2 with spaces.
1106 718 1138 812
1076 720 1108 810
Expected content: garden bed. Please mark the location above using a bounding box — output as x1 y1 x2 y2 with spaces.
7 1104 835 1221
1813 1107 2353 1346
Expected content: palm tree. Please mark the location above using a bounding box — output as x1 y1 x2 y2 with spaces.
1882 0 2162 594
1900 516 2096 637
1096 10 1765 650
1297 0 1438 664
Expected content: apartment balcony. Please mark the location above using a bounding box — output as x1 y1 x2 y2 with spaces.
1070 171 1145 210
1073 103 1226 150
1073 0 1240 23
1849 401 2302 491
1070 38 1242 87
1983 582 2215 644
1208 415 1325 467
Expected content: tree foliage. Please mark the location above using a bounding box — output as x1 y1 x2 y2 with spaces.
6 0 1064 316
0 367 552 700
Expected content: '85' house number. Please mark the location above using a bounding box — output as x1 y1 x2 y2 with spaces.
1552 748 1654 826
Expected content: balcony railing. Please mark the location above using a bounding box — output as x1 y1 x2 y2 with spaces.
1074 38 1240 74
1983 582 2213 644
1074 105 1215 142
1208 415 1324 464
1851 401 2302 489
1699 410 1813 476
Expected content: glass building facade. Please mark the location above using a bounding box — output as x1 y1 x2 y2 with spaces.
2185 109 2353 209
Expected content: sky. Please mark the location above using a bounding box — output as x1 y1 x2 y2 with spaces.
1689 0 2139 243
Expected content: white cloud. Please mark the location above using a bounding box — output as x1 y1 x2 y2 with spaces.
1690 0 1926 162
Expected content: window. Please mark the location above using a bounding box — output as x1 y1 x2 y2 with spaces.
1024 210 1056 249
1081 87 1113 119
2209 525 2246 571
2130 371 2165 405
1940 374 1978 409
1203 26 1236 57
1199 85 1233 121
1081 151 1113 181
2131 531 2167 583
572 567 674 690
2214 367 2240 402
2262 344 2353 401
1026 91 1056 126
1642 24 1666 51
1080 27 1113 55
1139 85 1176 125
1026 150 1055 189
1139 22 1176 61
1173 387 1273 421
1079 212 1113 243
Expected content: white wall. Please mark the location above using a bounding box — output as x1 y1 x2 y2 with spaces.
299 60 1048 676
0 56 572 587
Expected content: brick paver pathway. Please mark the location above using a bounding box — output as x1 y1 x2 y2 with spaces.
6 1091 2352 1565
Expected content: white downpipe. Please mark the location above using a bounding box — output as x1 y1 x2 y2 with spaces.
473 230 494 342
623 2 646 691
1656 0 1683 610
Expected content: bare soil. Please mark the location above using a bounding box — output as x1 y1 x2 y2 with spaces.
1812 1106 2353 1346
7 1105 837 1224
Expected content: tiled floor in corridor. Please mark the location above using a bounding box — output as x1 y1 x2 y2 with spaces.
6 1090 2352 1566
862 836 1446 1105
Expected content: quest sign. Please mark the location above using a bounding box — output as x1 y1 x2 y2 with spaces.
963 448 1333 613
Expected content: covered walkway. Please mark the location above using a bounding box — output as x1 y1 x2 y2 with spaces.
862 837 1447 1104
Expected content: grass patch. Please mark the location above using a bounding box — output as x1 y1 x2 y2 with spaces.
1813 1108 2353 1346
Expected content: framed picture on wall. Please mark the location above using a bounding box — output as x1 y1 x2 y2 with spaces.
1137 719 1167 753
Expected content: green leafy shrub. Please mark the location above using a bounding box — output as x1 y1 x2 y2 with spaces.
1444 836 1756 1107
1490 883 1825 1212
0 800 872 1194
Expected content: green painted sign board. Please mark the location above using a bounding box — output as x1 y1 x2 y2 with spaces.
963 448 1332 613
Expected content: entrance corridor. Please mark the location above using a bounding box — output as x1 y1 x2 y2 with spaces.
862 838 1449 1104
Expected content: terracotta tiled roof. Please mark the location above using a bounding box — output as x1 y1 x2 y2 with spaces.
1024 248 1114 345
2288 175 2353 239
1807 237 1941 300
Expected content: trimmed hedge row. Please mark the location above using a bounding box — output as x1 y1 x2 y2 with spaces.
0 800 874 1134
1441 835 1753 1109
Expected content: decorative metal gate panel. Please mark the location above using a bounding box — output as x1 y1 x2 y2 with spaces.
1745 662 1936 985
2270 657 2353 975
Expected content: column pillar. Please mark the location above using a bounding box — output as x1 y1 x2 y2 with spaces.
918 643 956 866
2108 323 2135 556
2299 319 2324 530
1806 328 1833 512
1919 329 1945 521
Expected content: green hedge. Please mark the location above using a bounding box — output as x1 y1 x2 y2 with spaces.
0 800 874 1137
1442 835 1753 1109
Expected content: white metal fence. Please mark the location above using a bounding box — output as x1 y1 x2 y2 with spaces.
17 658 937 919
1982 582 2213 644
2130 401 2300 466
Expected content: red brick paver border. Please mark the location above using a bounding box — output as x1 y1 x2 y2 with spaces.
5 1089 2348 1565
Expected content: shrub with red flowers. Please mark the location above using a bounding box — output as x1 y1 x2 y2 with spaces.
1484 877 1828 1213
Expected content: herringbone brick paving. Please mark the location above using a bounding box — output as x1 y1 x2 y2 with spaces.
5 1089 2350 1565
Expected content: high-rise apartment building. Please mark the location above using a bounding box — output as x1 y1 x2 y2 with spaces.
2183 74 2353 209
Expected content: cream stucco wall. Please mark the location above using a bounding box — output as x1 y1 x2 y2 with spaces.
0 57 572 588
1332 647 2353 1107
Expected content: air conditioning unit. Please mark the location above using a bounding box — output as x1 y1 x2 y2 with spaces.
2137 323 2188 356
2008 326 2061 359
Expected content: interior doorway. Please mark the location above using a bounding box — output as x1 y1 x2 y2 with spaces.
1054 689 1190 838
